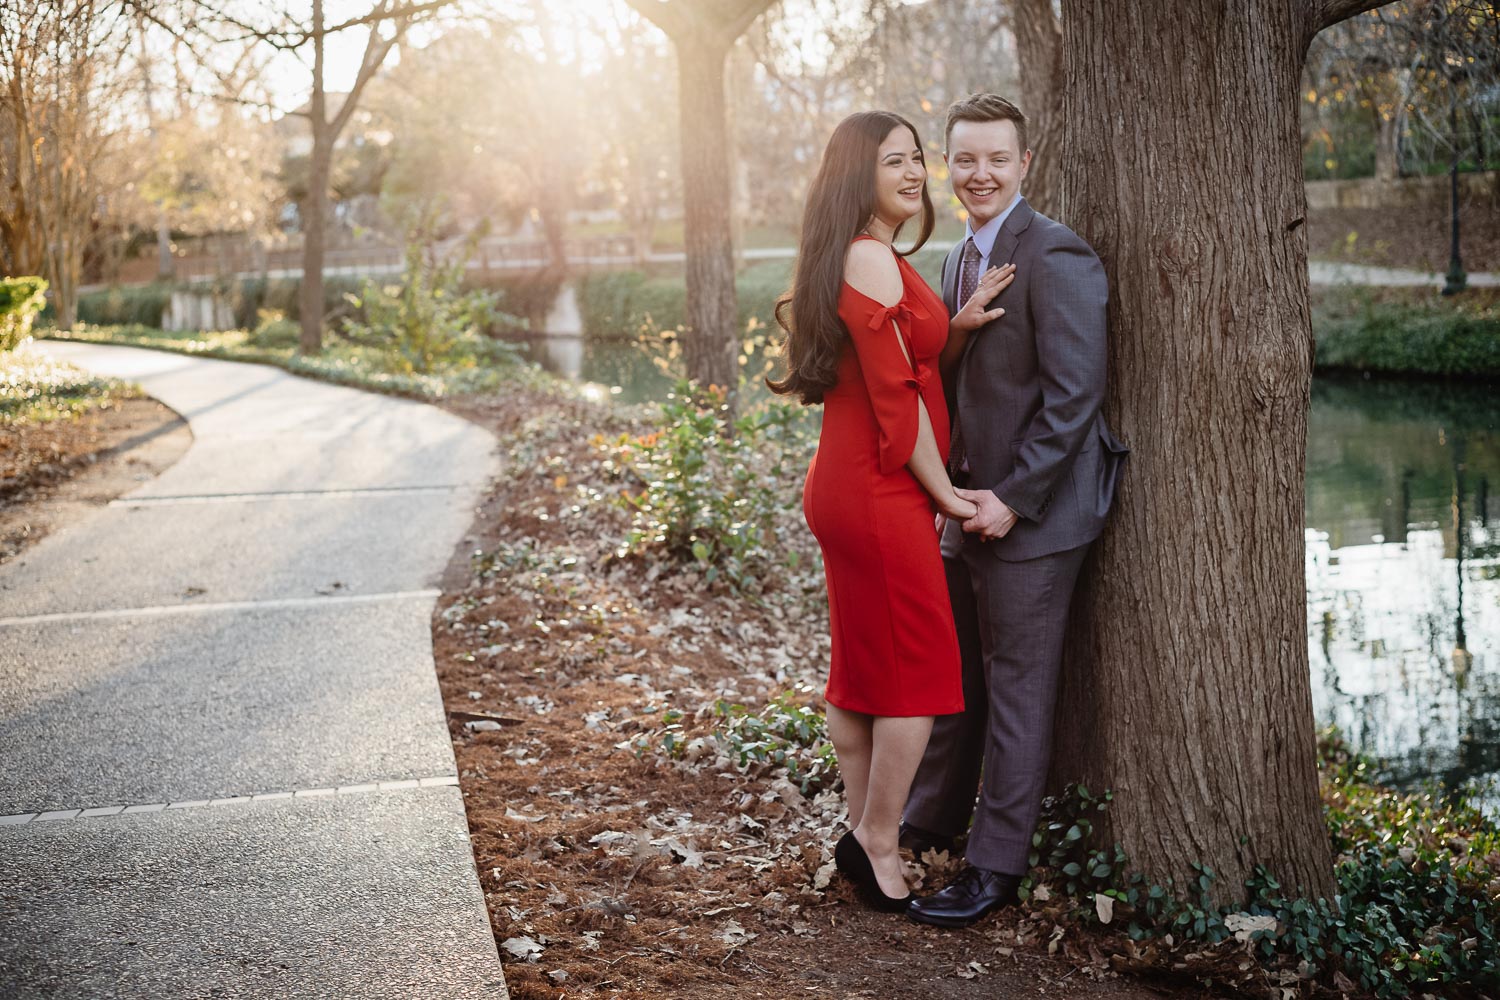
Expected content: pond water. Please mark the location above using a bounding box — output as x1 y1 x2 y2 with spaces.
509 333 1500 805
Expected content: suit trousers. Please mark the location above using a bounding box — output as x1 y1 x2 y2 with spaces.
904 535 1090 875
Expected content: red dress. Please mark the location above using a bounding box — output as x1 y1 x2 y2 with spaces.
803 239 964 717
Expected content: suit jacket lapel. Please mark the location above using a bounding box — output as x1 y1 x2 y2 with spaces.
989 196 1034 273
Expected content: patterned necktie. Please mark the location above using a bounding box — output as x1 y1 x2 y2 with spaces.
958 237 981 309
949 238 982 476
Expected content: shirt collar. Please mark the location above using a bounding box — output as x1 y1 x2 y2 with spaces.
963 193 1021 262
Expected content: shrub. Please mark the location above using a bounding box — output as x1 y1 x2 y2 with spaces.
341 223 521 375
75 283 170 328
634 691 838 797
0 276 48 351
1022 731 1500 996
609 381 817 593
1314 289 1500 377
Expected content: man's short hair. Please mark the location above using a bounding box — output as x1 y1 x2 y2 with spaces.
945 94 1029 155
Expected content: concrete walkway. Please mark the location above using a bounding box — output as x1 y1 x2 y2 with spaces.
0 342 507 998
1309 259 1499 287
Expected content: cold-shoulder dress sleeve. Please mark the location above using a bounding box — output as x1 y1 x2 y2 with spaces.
840 288 934 476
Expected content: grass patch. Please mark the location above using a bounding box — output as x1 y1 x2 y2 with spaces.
0 348 141 426
41 324 539 401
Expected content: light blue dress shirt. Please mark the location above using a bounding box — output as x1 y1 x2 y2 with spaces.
963 192 1023 273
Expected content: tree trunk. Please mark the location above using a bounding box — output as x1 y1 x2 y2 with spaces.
299 0 328 355
1051 0 1336 903
1011 0 1065 220
675 36 740 401
1374 110 1400 183
156 211 174 281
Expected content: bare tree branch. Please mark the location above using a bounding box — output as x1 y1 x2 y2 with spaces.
1312 0 1398 31
622 0 694 39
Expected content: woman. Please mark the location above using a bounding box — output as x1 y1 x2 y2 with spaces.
768 111 1012 910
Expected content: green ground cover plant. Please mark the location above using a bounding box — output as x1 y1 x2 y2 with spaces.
635 695 1498 996
0 349 137 426
42 323 529 401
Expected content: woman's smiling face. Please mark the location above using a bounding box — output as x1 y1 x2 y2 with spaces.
871 125 927 227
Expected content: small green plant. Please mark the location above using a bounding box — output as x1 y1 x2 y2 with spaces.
0 276 48 352
611 380 816 593
249 309 299 348
1022 732 1500 996
710 694 839 795
341 215 520 375
634 692 839 796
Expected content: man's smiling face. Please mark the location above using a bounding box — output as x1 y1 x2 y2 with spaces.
946 119 1031 228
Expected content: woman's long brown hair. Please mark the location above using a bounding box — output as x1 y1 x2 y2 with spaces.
766 111 935 405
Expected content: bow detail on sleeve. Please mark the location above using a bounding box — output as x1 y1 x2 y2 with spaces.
863 297 930 332
902 364 933 391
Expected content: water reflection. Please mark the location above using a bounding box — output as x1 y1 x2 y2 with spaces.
509 334 1500 806
1307 376 1500 809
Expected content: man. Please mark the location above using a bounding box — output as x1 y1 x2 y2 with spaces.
903 93 1128 928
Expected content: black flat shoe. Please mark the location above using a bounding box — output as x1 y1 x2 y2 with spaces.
899 821 956 858
836 830 916 913
907 865 1020 928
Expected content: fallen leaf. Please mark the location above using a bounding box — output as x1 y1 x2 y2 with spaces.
1094 892 1114 924
718 919 757 948
500 936 543 962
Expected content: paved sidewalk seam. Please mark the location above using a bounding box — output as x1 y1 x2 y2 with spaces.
1 776 461 826
0 588 441 627
112 483 490 506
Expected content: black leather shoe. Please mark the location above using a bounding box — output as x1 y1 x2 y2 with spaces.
899 821 956 858
835 831 916 913
907 865 1020 928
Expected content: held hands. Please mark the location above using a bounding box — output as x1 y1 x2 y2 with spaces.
937 492 979 522
955 488 1019 542
950 263 1016 334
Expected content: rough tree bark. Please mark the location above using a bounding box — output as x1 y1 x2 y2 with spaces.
1051 0 1391 904
625 1 778 405
1010 0 1064 220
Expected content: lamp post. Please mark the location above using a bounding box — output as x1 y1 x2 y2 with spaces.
1442 99 1468 295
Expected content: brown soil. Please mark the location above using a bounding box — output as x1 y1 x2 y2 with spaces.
428 387 1209 1000
1307 200 1500 274
0 397 191 564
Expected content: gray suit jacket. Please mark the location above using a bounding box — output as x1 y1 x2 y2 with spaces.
942 197 1128 562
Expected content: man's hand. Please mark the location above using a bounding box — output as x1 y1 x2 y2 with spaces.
950 263 1015 334
956 488 1018 541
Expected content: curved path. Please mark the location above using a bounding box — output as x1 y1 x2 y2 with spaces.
0 342 507 998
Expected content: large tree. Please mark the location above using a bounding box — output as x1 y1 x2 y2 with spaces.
1050 0 1392 904
1008 0 1063 218
0 0 136 328
151 0 455 352
624 0 778 401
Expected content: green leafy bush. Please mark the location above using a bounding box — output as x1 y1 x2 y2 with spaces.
0 276 48 351
609 380 816 593
74 282 170 328
1024 731 1500 996
1314 289 1500 377
635 692 838 796
341 224 521 375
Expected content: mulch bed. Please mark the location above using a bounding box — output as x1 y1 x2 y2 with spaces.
0 395 188 563
428 386 1202 1000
